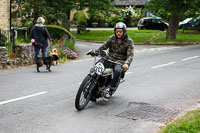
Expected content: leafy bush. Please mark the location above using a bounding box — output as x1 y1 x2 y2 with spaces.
0 30 8 46
107 16 124 27
88 11 107 27
120 6 134 26
46 25 77 62
73 11 88 26
88 12 100 23
24 20 33 27
0 29 14 55
120 6 144 26
49 38 78 62
46 25 75 42
15 30 30 44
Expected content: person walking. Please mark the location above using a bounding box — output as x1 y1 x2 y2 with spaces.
30 17 51 62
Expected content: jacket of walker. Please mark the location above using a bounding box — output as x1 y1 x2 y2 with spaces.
30 24 51 48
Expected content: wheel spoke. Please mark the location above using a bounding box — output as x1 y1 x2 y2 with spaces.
79 79 92 107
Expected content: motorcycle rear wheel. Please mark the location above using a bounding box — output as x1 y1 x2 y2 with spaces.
75 75 93 111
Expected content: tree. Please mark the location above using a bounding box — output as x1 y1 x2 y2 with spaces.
12 0 115 30
75 0 115 12
146 0 200 40
12 0 76 25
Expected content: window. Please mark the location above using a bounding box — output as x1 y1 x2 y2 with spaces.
152 19 161 24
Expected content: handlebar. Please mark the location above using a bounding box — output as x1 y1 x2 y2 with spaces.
86 52 98 57
87 51 123 66
86 50 107 57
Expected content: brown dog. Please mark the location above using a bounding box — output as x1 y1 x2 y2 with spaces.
50 48 59 65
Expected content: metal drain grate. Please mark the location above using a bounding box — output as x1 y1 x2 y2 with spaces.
116 103 181 123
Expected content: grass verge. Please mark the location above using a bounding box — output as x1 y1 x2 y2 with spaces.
72 30 160 44
72 30 200 45
153 30 200 44
160 110 200 133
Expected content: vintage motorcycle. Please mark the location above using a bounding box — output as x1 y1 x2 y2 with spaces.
75 50 125 111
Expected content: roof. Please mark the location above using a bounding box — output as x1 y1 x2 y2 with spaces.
114 0 150 6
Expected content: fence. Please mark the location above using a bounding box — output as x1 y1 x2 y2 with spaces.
0 28 16 57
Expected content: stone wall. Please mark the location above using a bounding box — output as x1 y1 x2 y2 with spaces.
0 0 10 30
0 47 8 69
0 44 34 70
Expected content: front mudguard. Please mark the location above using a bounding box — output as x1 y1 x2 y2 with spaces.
87 73 99 92
88 73 103 99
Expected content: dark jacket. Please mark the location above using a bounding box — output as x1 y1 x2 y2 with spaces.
96 35 134 66
30 24 51 48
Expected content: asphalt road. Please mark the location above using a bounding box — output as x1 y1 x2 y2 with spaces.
0 41 200 133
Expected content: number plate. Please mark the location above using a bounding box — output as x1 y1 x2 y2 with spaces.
94 62 105 75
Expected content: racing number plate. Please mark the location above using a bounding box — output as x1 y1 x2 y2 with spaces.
94 62 105 75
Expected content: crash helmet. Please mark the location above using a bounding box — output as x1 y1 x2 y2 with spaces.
114 22 127 37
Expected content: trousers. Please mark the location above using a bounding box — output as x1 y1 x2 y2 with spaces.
99 59 123 87
34 45 47 61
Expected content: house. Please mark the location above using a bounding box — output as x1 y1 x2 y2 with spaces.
0 0 10 30
114 0 150 8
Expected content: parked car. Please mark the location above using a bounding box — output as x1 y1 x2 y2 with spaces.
179 16 200 29
137 17 168 31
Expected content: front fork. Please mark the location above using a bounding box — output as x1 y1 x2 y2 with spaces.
88 73 99 95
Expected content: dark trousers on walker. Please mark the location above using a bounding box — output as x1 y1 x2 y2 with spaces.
99 59 123 87
34 45 47 62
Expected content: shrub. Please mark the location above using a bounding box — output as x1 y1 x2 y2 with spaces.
0 29 8 46
107 16 124 27
46 25 75 42
73 11 88 26
0 29 13 55
49 38 78 62
15 30 30 44
46 25 77 62
88 11 108 27
24 20 33 27
120 6 134 26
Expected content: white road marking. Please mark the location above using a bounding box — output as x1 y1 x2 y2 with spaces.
151 62 176 69
0 91 47 105
182 56 199 61
78 43 101 47
126 72 132 75
134 46 180 54
73 58 93 63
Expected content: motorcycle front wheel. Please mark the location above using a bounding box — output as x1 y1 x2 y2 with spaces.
75 75 93 111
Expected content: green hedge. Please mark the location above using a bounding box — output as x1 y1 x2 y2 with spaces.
46 25 76 52
46 25 75 42
73 11 88 26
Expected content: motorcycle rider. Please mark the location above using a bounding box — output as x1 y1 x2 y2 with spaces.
87 22 134 101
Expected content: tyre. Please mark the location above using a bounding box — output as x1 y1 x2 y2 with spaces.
75 75 93 111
